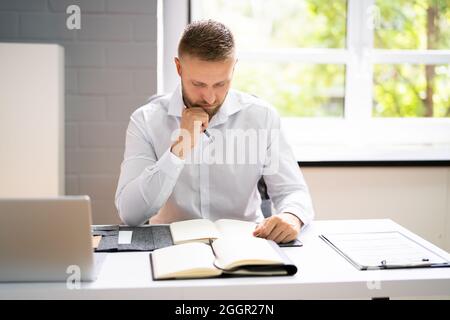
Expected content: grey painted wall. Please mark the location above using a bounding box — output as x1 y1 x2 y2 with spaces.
0 0 158 223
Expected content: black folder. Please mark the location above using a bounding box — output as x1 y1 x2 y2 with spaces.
93 225 173 252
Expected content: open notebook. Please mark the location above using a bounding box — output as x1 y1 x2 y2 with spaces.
150 236 297 280
320 231 450 270
169 218 302 247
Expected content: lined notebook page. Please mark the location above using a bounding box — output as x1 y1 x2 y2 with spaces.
321 232 449 268
169 219 220 244
214 219 257 238
212 237 283 270
152 242 221 279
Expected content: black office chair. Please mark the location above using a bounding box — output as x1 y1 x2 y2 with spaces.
258 177 272 218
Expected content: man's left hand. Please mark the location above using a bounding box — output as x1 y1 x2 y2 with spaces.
253 213 302 243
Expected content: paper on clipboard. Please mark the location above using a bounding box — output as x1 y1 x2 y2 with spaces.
319 231 450 270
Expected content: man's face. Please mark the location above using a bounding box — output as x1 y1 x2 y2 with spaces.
175 54 237 118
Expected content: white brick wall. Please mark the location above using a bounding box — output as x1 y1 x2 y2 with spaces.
78 69 134 94
0 12 18 37
107 0 157 14
133 16 157 42
63 42 105 67
77 15 133 41
48 0 105 13
65 122 79 148
0 0 158 224
105 43 156 67
65 68 79 94
66 149 124 174
66 95 107 121
19 12 77 40
78 123 128 148
106 95 149 121
0 0 47 11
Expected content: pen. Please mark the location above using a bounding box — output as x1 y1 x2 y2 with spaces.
183 104 214 141
203 129 212 139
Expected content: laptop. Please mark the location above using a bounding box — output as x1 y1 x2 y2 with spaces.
0 196 97 282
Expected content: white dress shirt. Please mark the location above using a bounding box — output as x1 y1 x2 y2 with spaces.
115 86 315 226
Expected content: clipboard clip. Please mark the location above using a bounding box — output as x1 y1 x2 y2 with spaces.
379 258 431 268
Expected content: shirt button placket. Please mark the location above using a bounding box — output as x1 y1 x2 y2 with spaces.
199 134 210 220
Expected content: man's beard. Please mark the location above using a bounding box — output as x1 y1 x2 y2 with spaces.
181 85 226 119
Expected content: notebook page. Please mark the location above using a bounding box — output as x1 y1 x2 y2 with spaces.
214 219 257 238
152 242 221 279
212 237 283 270
170 219 220 244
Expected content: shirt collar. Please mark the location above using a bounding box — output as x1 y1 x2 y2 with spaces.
167 85 184 117
167 85 243 126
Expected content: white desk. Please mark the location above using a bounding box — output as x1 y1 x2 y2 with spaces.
1 219 449 299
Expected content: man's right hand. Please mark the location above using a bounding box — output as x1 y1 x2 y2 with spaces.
170 107 209 159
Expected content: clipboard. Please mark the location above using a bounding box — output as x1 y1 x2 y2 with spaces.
319 231 450 270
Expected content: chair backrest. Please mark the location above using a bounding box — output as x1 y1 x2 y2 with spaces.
258 177 272 218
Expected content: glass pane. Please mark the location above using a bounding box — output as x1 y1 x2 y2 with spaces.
373 64 450 117
374 0 450 49
233 62 345 117
191 0 347 49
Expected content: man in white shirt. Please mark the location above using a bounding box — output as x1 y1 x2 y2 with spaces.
115 20 314 243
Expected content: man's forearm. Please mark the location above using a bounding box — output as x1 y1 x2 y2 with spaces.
116 148 185 226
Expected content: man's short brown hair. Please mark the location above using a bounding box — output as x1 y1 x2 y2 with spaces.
178 20 235 61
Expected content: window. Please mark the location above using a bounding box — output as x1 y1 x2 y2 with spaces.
373 0 450 118
374 64 449 117
233 63 346 117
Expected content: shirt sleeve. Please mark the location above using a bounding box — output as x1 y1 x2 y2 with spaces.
115 111 185 226
262 108 315 227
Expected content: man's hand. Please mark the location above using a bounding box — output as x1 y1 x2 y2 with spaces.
171 107 209 159
253 213 303 243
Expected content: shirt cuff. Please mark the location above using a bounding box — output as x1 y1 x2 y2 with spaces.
279 207 312 229
157 147 185 181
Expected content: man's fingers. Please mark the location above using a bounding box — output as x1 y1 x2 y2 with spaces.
253 219 268 236
254 218 271 236
279 232 296 244
184 106 209 117
266 225 284 242
254 215 300 243
254 217 278 238
273 230 291 244
183 108 209 121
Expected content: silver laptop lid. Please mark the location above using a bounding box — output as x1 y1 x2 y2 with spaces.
0 196 94 282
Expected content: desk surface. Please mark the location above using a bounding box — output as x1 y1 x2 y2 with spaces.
1 219 449 299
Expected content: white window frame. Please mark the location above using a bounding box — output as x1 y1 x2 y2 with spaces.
162 0 450 161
